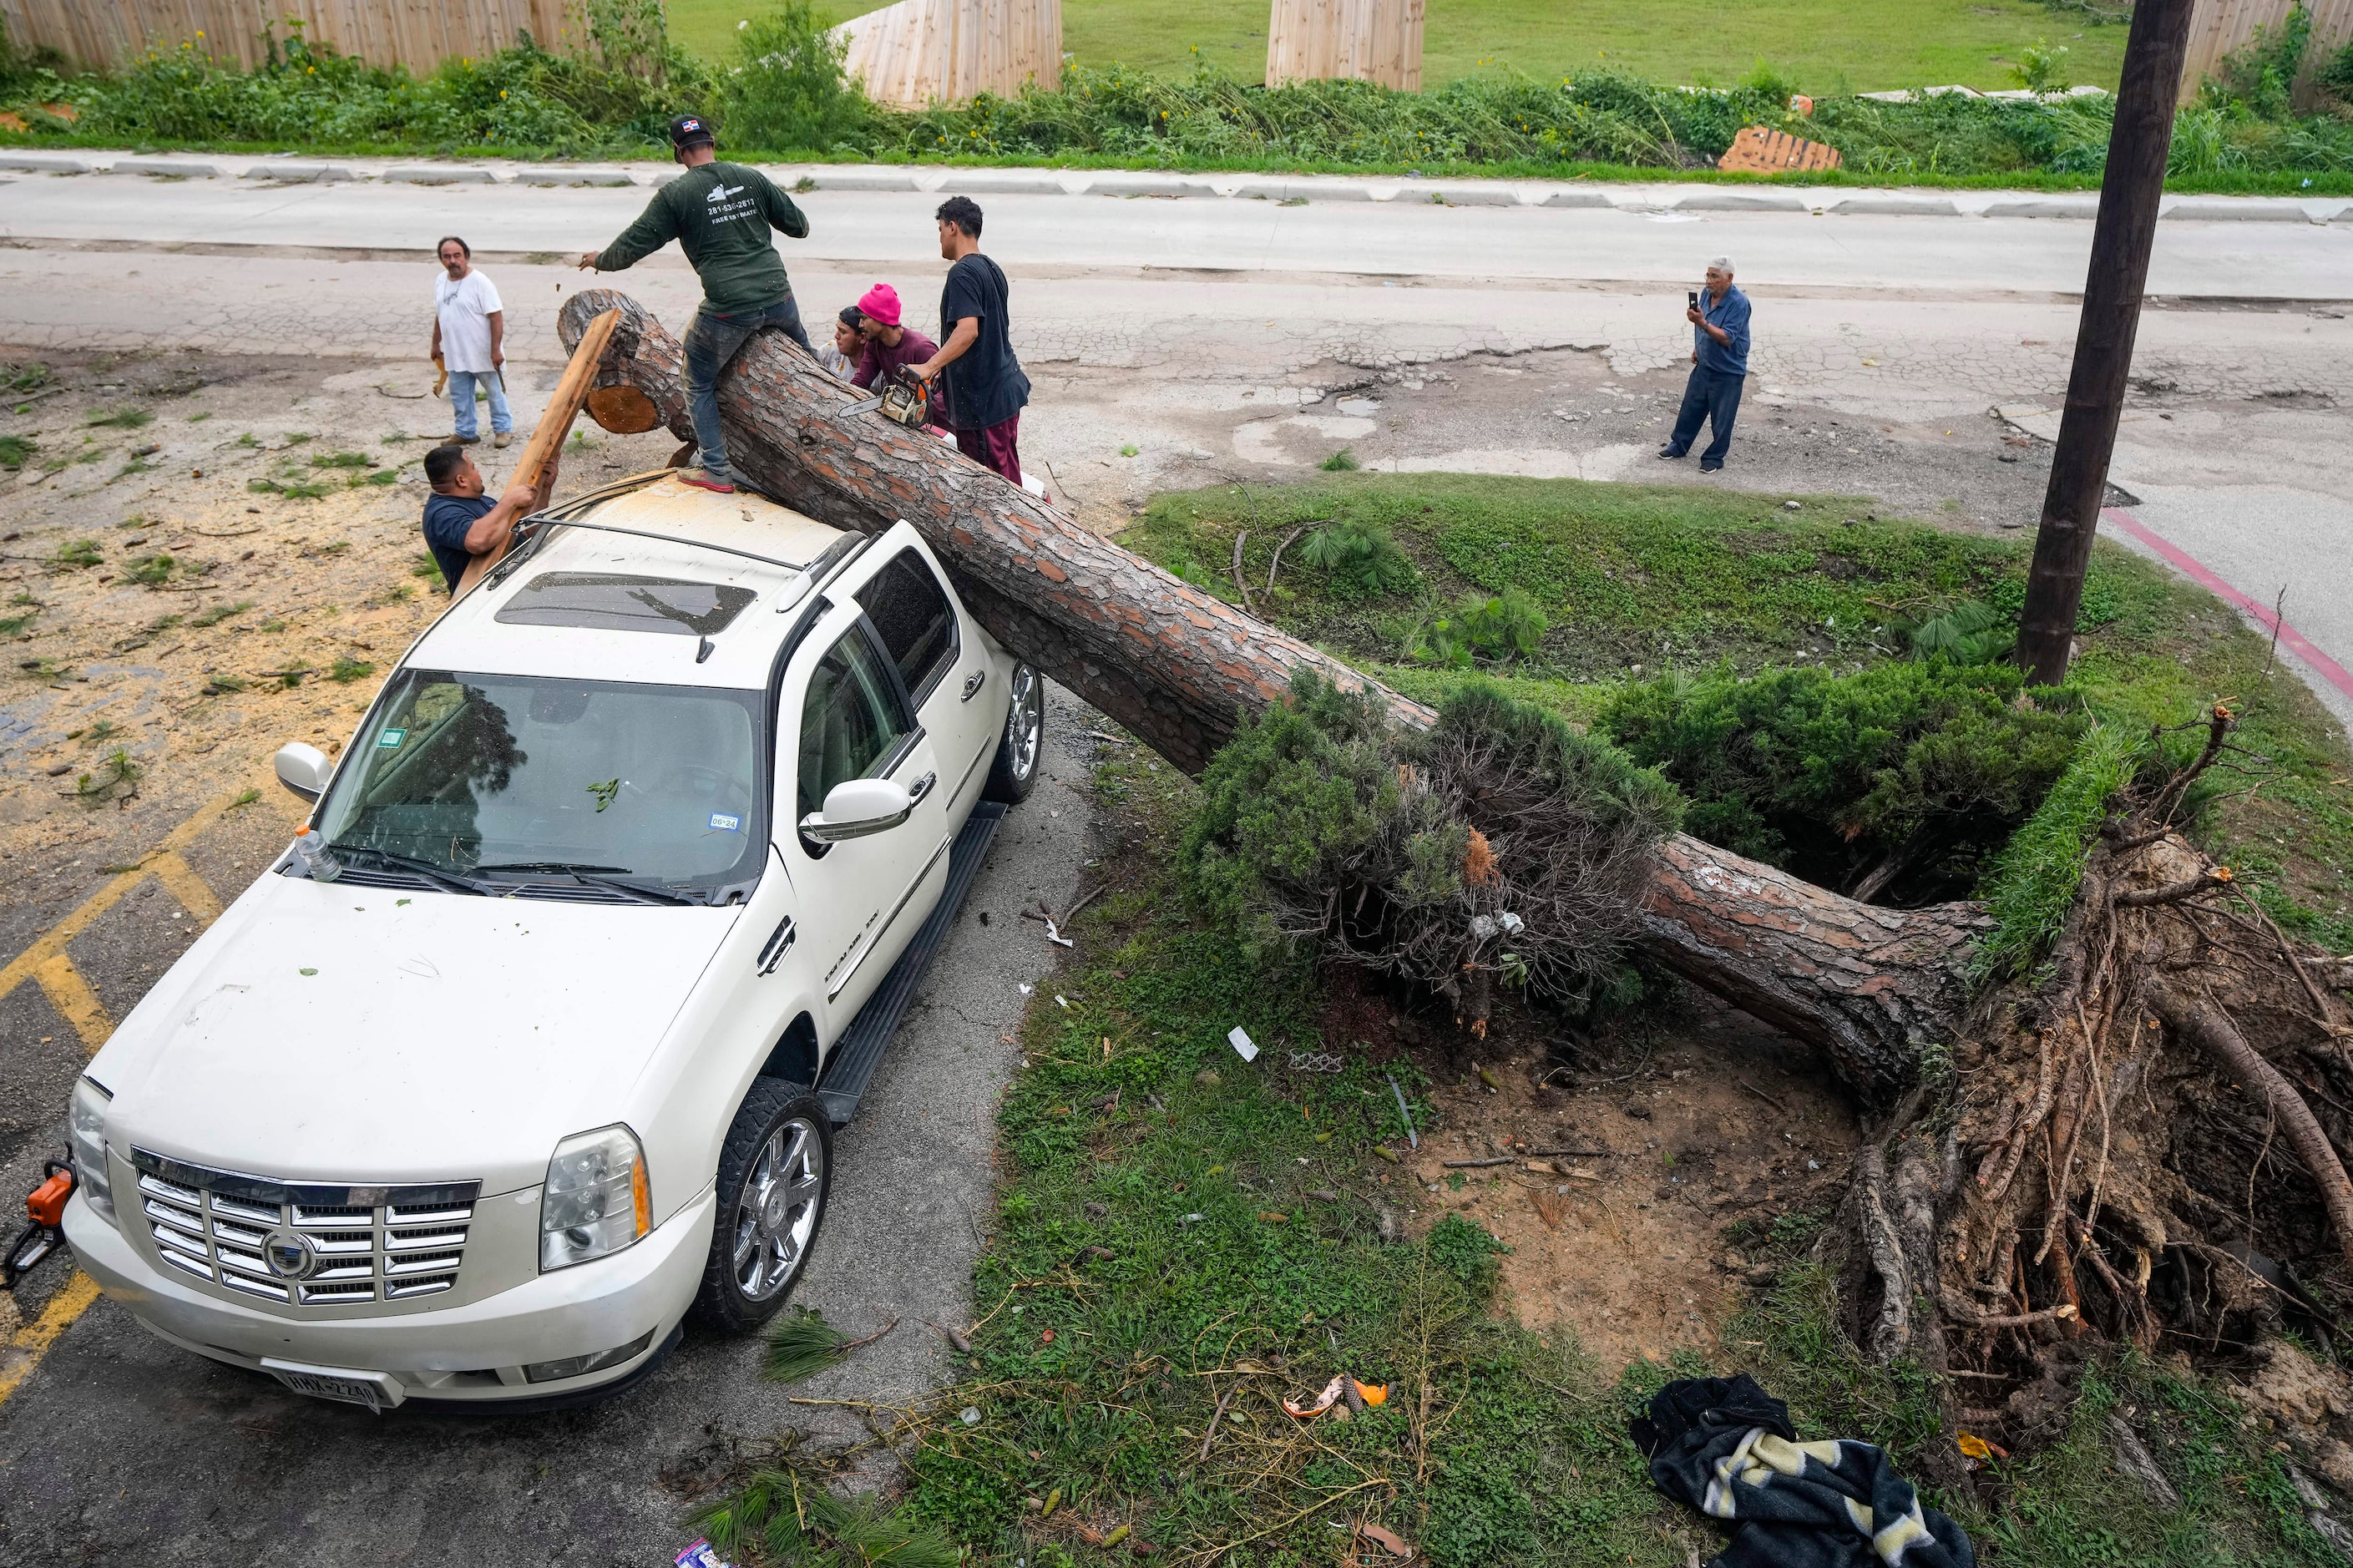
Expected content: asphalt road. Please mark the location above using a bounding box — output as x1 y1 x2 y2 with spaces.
0 688 1099 1566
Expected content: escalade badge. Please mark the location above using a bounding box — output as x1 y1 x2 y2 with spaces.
262 1229 316 1280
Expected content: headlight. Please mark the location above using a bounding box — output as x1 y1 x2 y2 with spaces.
539 1125 649 1272
69 1077 114 1216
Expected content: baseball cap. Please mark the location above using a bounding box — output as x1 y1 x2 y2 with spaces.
669 114 716 149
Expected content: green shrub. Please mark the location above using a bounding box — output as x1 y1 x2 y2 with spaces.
2322 38 2353 104
0 434 33 468
1319 445 1361 472
718 2 878 155
1907 598 2013 663
1598 660 2090 903
1411 587 1549 667
1291 518 1415 597
1183 671 1677 1009
1971 721 2144 981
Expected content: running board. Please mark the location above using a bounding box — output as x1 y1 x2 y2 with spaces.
816 801 1005 1125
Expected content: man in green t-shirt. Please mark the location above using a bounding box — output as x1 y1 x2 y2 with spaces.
577 114 812 495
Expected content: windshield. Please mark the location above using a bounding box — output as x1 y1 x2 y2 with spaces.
316 669 765 894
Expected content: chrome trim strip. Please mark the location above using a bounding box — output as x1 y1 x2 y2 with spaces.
129 1147 480 1209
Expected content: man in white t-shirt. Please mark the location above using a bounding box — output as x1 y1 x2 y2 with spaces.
430 236 511 448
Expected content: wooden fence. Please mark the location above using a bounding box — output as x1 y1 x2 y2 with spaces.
0 0 571 73
832 0 1060 108
1265 0 1423 91
2181 0 2353 104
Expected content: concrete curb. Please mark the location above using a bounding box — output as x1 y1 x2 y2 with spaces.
4 149 2350 221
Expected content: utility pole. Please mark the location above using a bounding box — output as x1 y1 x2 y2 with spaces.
2014 0 2197 687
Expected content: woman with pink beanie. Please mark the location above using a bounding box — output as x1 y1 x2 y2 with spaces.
850 283 950 431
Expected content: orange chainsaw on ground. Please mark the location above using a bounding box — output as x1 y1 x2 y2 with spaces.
3 1160 73 1290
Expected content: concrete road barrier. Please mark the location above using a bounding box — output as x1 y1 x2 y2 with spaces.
2162 199 2316 222
240 163 355 183
804 169 923 191
384 165 498 185
1536 189 1615 208
108 159 220 179
1675 190 1809 212
1831 195 1961 216
932 169 1073 195
1981 197 2100 218
516 167 633 186
0 152 89 173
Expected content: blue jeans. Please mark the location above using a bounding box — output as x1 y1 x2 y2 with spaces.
1667 366 1744 466
448 368 510 439
684 296 812 483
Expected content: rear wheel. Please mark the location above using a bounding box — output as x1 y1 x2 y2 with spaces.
983 661 1043 805
690 1080 832 1332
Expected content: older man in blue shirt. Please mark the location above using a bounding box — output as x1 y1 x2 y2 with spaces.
1660 255 1751 473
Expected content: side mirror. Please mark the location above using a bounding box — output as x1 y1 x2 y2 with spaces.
275 741 334 802
799 777 912 842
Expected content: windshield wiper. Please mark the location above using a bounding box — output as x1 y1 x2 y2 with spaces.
326 844 492 896
472 862 702 905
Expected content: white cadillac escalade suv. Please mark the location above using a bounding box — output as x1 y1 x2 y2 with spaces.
59 471 1042 1409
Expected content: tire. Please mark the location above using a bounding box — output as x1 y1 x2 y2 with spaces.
689 1080 833 1333
983 660 1043 805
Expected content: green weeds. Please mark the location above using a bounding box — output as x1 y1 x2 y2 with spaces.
326 655 376 684
74 747 139 807
0 434 33 468
124 553 178 585
189 599 253 627
50 539 103 569
1320 445 1361 472
85 407 153 429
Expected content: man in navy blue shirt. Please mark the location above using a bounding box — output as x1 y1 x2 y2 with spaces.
909 196 1033 488
1660 256 1751 473
420 443 554 594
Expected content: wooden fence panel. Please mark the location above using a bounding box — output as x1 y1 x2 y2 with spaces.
1265 0 1423 92
1 0 571 74
833 0 1060 109
2179 0 2353 105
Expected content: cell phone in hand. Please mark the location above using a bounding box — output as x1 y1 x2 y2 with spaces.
1688 291 1700 309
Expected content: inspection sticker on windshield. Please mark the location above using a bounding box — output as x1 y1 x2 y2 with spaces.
376 728 406 749
708 812 741 833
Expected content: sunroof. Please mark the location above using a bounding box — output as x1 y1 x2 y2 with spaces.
495 573 758 636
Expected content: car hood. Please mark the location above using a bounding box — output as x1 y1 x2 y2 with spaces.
92 873 739 1195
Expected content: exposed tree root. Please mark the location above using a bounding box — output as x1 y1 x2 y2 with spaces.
1824 705 2353 1490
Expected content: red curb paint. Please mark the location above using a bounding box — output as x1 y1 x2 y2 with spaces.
2101 505 2353 706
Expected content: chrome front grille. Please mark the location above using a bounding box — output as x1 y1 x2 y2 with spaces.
130 1150 481 1308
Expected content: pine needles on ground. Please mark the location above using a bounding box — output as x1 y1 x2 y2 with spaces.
763 1307 853 1384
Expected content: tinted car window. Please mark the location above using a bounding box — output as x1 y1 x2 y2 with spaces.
798 627 913 820
316 670 762 889
855 550 959 703
496 573 757 636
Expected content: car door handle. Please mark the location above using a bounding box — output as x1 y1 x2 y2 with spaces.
960 669 985 702
906 771 937 804
757 915 797 976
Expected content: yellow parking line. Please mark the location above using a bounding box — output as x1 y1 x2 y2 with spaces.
0 772 283 1009
0 766 292 1411
33 953 114 1052
150 851 225 926
0 1271 102 1409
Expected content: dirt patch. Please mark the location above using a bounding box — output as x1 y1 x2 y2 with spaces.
1326 969 1858 1368
0 345 684 883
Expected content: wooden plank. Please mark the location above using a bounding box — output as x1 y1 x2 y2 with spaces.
451 307 621 600
1716 124 1842 174
835 0 1057 108
1267 0 1419 90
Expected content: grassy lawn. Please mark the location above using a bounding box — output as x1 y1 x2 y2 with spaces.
1124 473 2353 949
699 620 2338 1564
665 0 2127 94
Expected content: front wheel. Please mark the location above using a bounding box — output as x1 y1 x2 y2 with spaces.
982 661 1043 805
689 1080 833 1333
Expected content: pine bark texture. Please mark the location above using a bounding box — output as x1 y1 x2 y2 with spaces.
561 290 1981 1098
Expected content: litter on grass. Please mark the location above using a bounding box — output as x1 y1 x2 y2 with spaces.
1227 1026 1259 1063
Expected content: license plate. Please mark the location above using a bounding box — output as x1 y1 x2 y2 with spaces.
261 1359 404 1410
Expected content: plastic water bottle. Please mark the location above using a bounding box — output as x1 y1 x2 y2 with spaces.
290 827 341 883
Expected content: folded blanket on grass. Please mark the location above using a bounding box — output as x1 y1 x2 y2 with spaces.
1630 1374 1975 1568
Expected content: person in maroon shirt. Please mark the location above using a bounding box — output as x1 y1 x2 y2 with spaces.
851 283 950 432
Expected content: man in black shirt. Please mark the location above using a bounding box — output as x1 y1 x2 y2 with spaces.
910 196 1032 488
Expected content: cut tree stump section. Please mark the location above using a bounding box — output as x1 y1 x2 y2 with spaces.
1265 0 1424 91
559 289 1982 1100
833 0 1063 109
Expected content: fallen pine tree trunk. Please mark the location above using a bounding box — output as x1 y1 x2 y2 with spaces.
559 290 1981 1099
559 291 2353 1472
